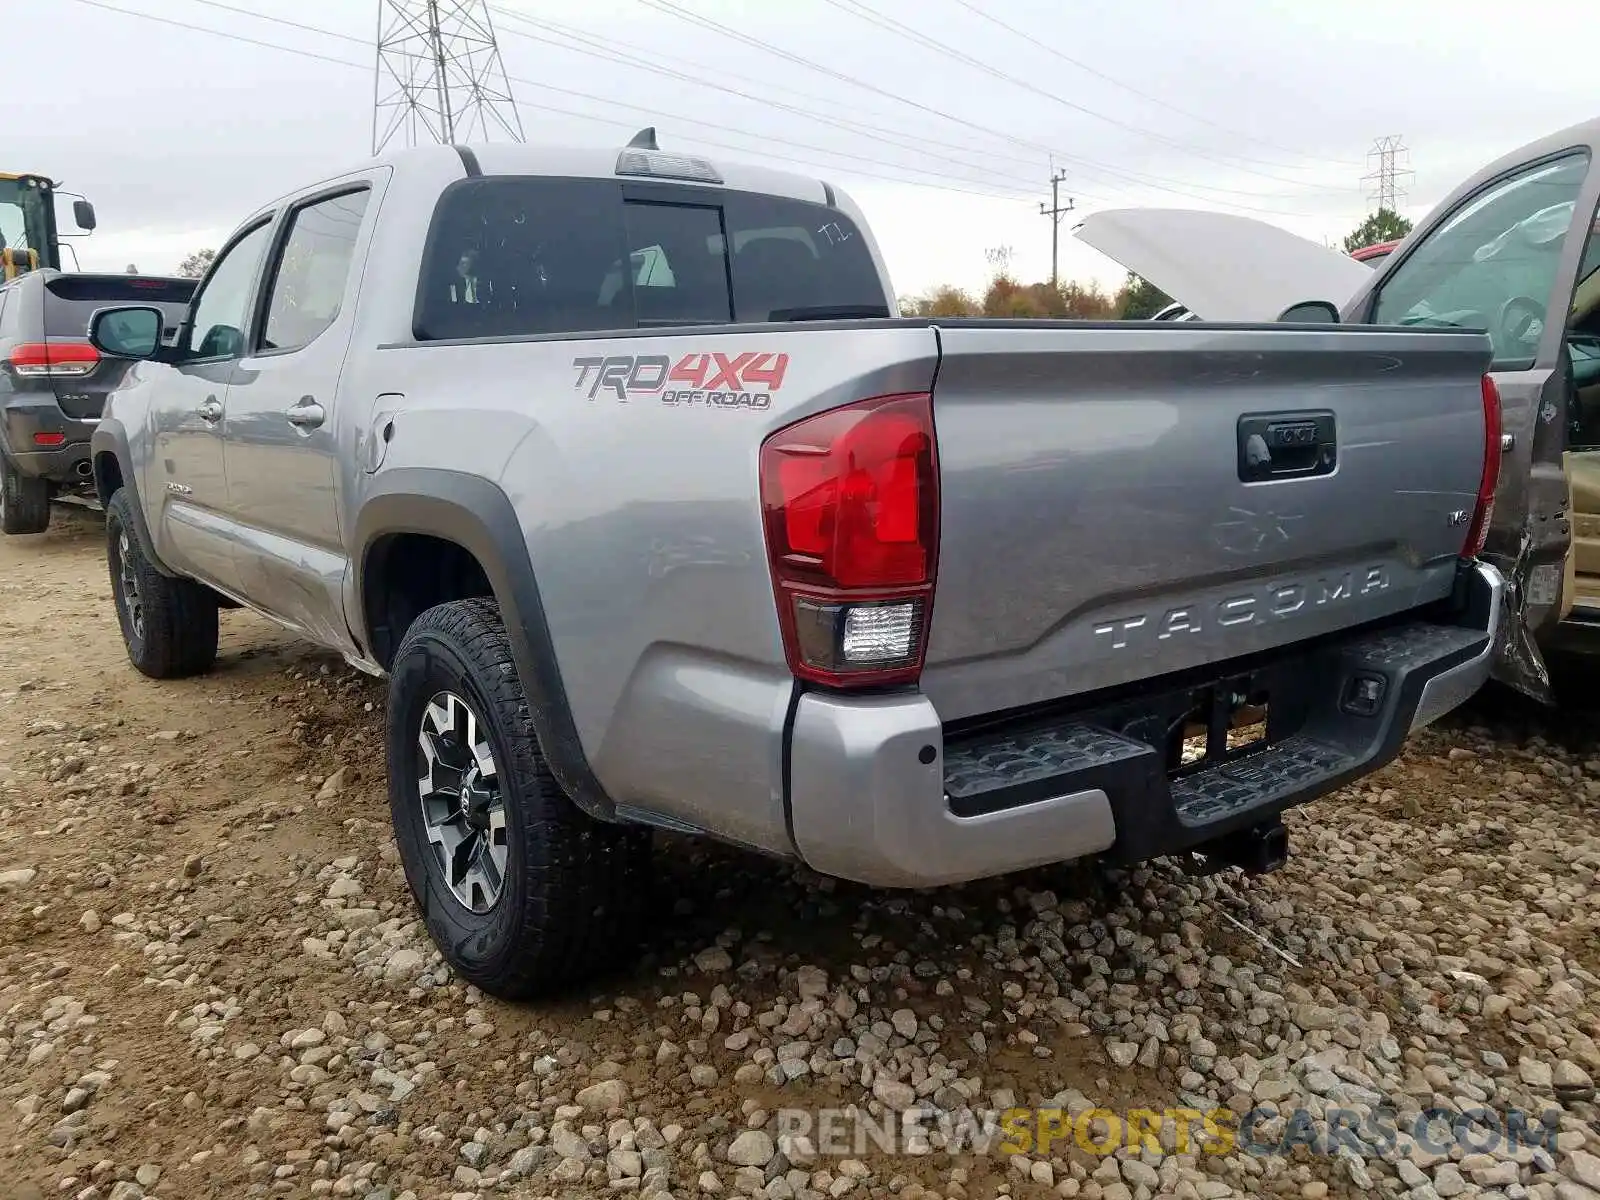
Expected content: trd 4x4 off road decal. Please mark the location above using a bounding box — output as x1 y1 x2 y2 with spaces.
572 352 790 410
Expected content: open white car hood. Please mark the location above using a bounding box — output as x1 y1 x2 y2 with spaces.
1073 208 1376 322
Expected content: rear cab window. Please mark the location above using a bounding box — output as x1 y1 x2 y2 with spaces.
43 275 195 342
413 176 889 341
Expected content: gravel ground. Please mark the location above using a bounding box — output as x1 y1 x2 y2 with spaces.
1 508 1597 1200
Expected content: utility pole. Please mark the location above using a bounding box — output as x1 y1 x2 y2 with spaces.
372 0 525 155
1362 135 1413 214
1039 168 1074 289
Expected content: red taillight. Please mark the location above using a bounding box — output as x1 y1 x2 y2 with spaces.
32 432 65 447
7 341 100 379
1464 374 1502 559
760 392 939 687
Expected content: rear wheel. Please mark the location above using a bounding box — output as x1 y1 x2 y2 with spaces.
106 489 219 678
0 453 50 535
386 596 652 998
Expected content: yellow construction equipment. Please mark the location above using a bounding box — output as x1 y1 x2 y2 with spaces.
1 172 96 281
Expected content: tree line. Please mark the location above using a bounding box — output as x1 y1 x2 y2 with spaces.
897 208 1411 322
899 272 1172 321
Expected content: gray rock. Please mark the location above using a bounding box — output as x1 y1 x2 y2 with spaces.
1291 1003 1339 1031
1568 1151 1600 1193
1553 1062 1595 1102
727 1130 775 1167
1433 1163 1467 1198
1122 1160 1159 1188
793 965 828 999
1106 1041 1139 1068
577 1078 628 1111
551 1127 592 1161
1520 1059 1554 1088
383 947 425 981
872 1077 916 1110
694 946 733 973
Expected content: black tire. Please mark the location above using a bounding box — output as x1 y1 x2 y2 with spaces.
386 596 652 998
0 453 50 535
105 489 220 679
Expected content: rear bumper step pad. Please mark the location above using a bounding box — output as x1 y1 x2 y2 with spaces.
940 571 1498 864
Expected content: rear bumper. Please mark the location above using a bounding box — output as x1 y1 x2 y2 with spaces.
789 561 1502 888
1 400 94 484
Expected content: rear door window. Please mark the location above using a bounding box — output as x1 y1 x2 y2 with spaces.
260 189 370 353
414 176 887 340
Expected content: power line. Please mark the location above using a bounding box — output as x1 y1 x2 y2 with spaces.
487 5 1064 194
627 0 1359 218
489 4 1353 211
63 0 1041 203
69 0 1359 221
816 0 1345 187
68 0 365 68
485 6 1059 198
944 0 1357 168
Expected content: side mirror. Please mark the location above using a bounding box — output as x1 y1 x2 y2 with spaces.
1277 300 1341 324
72 199 97 232
88 305 164 359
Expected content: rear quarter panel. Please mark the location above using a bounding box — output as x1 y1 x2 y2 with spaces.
361 323 937 851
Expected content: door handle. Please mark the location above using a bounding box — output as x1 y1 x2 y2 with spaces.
197 397 222 422
286 398 325 429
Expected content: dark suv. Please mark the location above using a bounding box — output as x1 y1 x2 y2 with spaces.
0 270 194 533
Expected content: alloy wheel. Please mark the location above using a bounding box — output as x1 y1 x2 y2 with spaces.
416 690 508 913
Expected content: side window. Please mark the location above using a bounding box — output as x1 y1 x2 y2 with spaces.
1565 210 1600 449
621 202 730 325
260 190 370 353
185 221 273 359
1372 152 1591 371
414 178 627 341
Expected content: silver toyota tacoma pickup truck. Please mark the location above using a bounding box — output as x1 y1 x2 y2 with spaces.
84 134 1505 997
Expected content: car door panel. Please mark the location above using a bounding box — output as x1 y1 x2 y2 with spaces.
222 181 378 653
146 218 276 593
1344 145 1600 701
147 359 239 589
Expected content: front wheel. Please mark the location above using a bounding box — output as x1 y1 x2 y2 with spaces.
0 453 50 535
105 489 219 678
386 597 652 998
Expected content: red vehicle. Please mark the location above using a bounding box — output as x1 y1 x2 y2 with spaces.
1349 239 1401 266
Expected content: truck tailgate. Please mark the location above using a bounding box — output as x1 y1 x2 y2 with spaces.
922 322 1493 722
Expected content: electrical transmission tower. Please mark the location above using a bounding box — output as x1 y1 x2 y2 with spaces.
372 1 525 156
1362 135 1413 214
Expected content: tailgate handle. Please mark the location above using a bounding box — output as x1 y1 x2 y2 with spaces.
1237 411 1336 482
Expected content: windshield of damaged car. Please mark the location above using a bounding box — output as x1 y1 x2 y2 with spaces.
1371 152 1591 369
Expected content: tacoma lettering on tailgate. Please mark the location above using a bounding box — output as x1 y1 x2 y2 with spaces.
571 352 789 410
1092 566 1391 650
